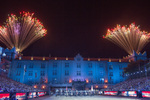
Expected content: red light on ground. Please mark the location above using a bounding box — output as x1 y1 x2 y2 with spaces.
95 85 98 88
42 85 46 89
69 79 72 83
105 80 108 83
34 85 37 88
86 80 89 83
104 85 108 88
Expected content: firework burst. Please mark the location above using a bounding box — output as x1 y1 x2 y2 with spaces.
0 11 47 53
104 23 150 55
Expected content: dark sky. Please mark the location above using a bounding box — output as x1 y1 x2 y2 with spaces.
0 0 150 58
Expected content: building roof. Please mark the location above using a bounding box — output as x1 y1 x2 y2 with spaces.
15 56 130 62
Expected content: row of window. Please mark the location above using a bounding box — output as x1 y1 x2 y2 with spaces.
17 63 123 70
52 71 94 76
109 65 123 70
16 70 104 76
16 71 122 77
17 63 106 68
109 72 123 76
17 64 46 68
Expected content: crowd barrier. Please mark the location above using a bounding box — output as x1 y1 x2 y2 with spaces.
121 91 137 97
104 91 118 95
102 90 150 98
142 91 150 98
0 91 47 100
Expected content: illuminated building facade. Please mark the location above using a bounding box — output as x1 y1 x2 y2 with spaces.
8 54 130 89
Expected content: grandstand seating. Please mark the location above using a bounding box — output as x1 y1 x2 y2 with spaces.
105 77 150 91
0 75 42 93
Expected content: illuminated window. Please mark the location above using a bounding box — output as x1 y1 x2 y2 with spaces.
109 65 113 70
109 72 113 76
88 63 92 68
100 71 103 75
53 70 57 75
65 78 68 83
16 71 21 76
65 63 69 67
41 71 45 76
65 70 69 76
52 78 57 83
28 71 33 76
77 63 81 68
110 77 113 83
100 64 103 68
17 63 21 68
41 63 45 68
88 71 93 76
29 63 34 68
77 71 81 76
53 63 57 67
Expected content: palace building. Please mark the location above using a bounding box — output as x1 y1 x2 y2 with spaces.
0 47 147 90
8 53 130 90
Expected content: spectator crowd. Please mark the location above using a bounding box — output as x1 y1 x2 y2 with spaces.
105 77 150 91
0 75 42 93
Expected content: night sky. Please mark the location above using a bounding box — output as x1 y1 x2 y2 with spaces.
0 0 150 58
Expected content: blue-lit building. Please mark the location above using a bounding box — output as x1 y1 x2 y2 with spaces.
0 47 147 90
8 53 131 89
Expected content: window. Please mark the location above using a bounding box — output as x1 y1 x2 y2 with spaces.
53 63 57 67
52 78 57 83
65 63 69 68
88 63 92 68
16 71 20 76
100 78 104 84
119 65 122 70
100 71 103 75
109 72 113 76
29 63 34 68
109 65 113 70
65 78 68 83
77 71 81 76
41 63 45 68
77 63 81 68
53 70 57 75
88 71 93 76
100 64 103 68
17 63 21 68
41 71 45 76
28 71 33 76
110 77 113 84
65 70 69 76
35 73 37 78
120 72 122 76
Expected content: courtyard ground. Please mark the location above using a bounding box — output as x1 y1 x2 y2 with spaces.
32 95 150 100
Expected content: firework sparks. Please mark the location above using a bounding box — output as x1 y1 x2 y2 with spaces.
0 11 47 53
104 23 150 55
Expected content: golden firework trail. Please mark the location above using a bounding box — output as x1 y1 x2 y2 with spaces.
104 23 150 55
0 11 47 53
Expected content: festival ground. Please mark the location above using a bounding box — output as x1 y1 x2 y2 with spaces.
32 95 150 100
